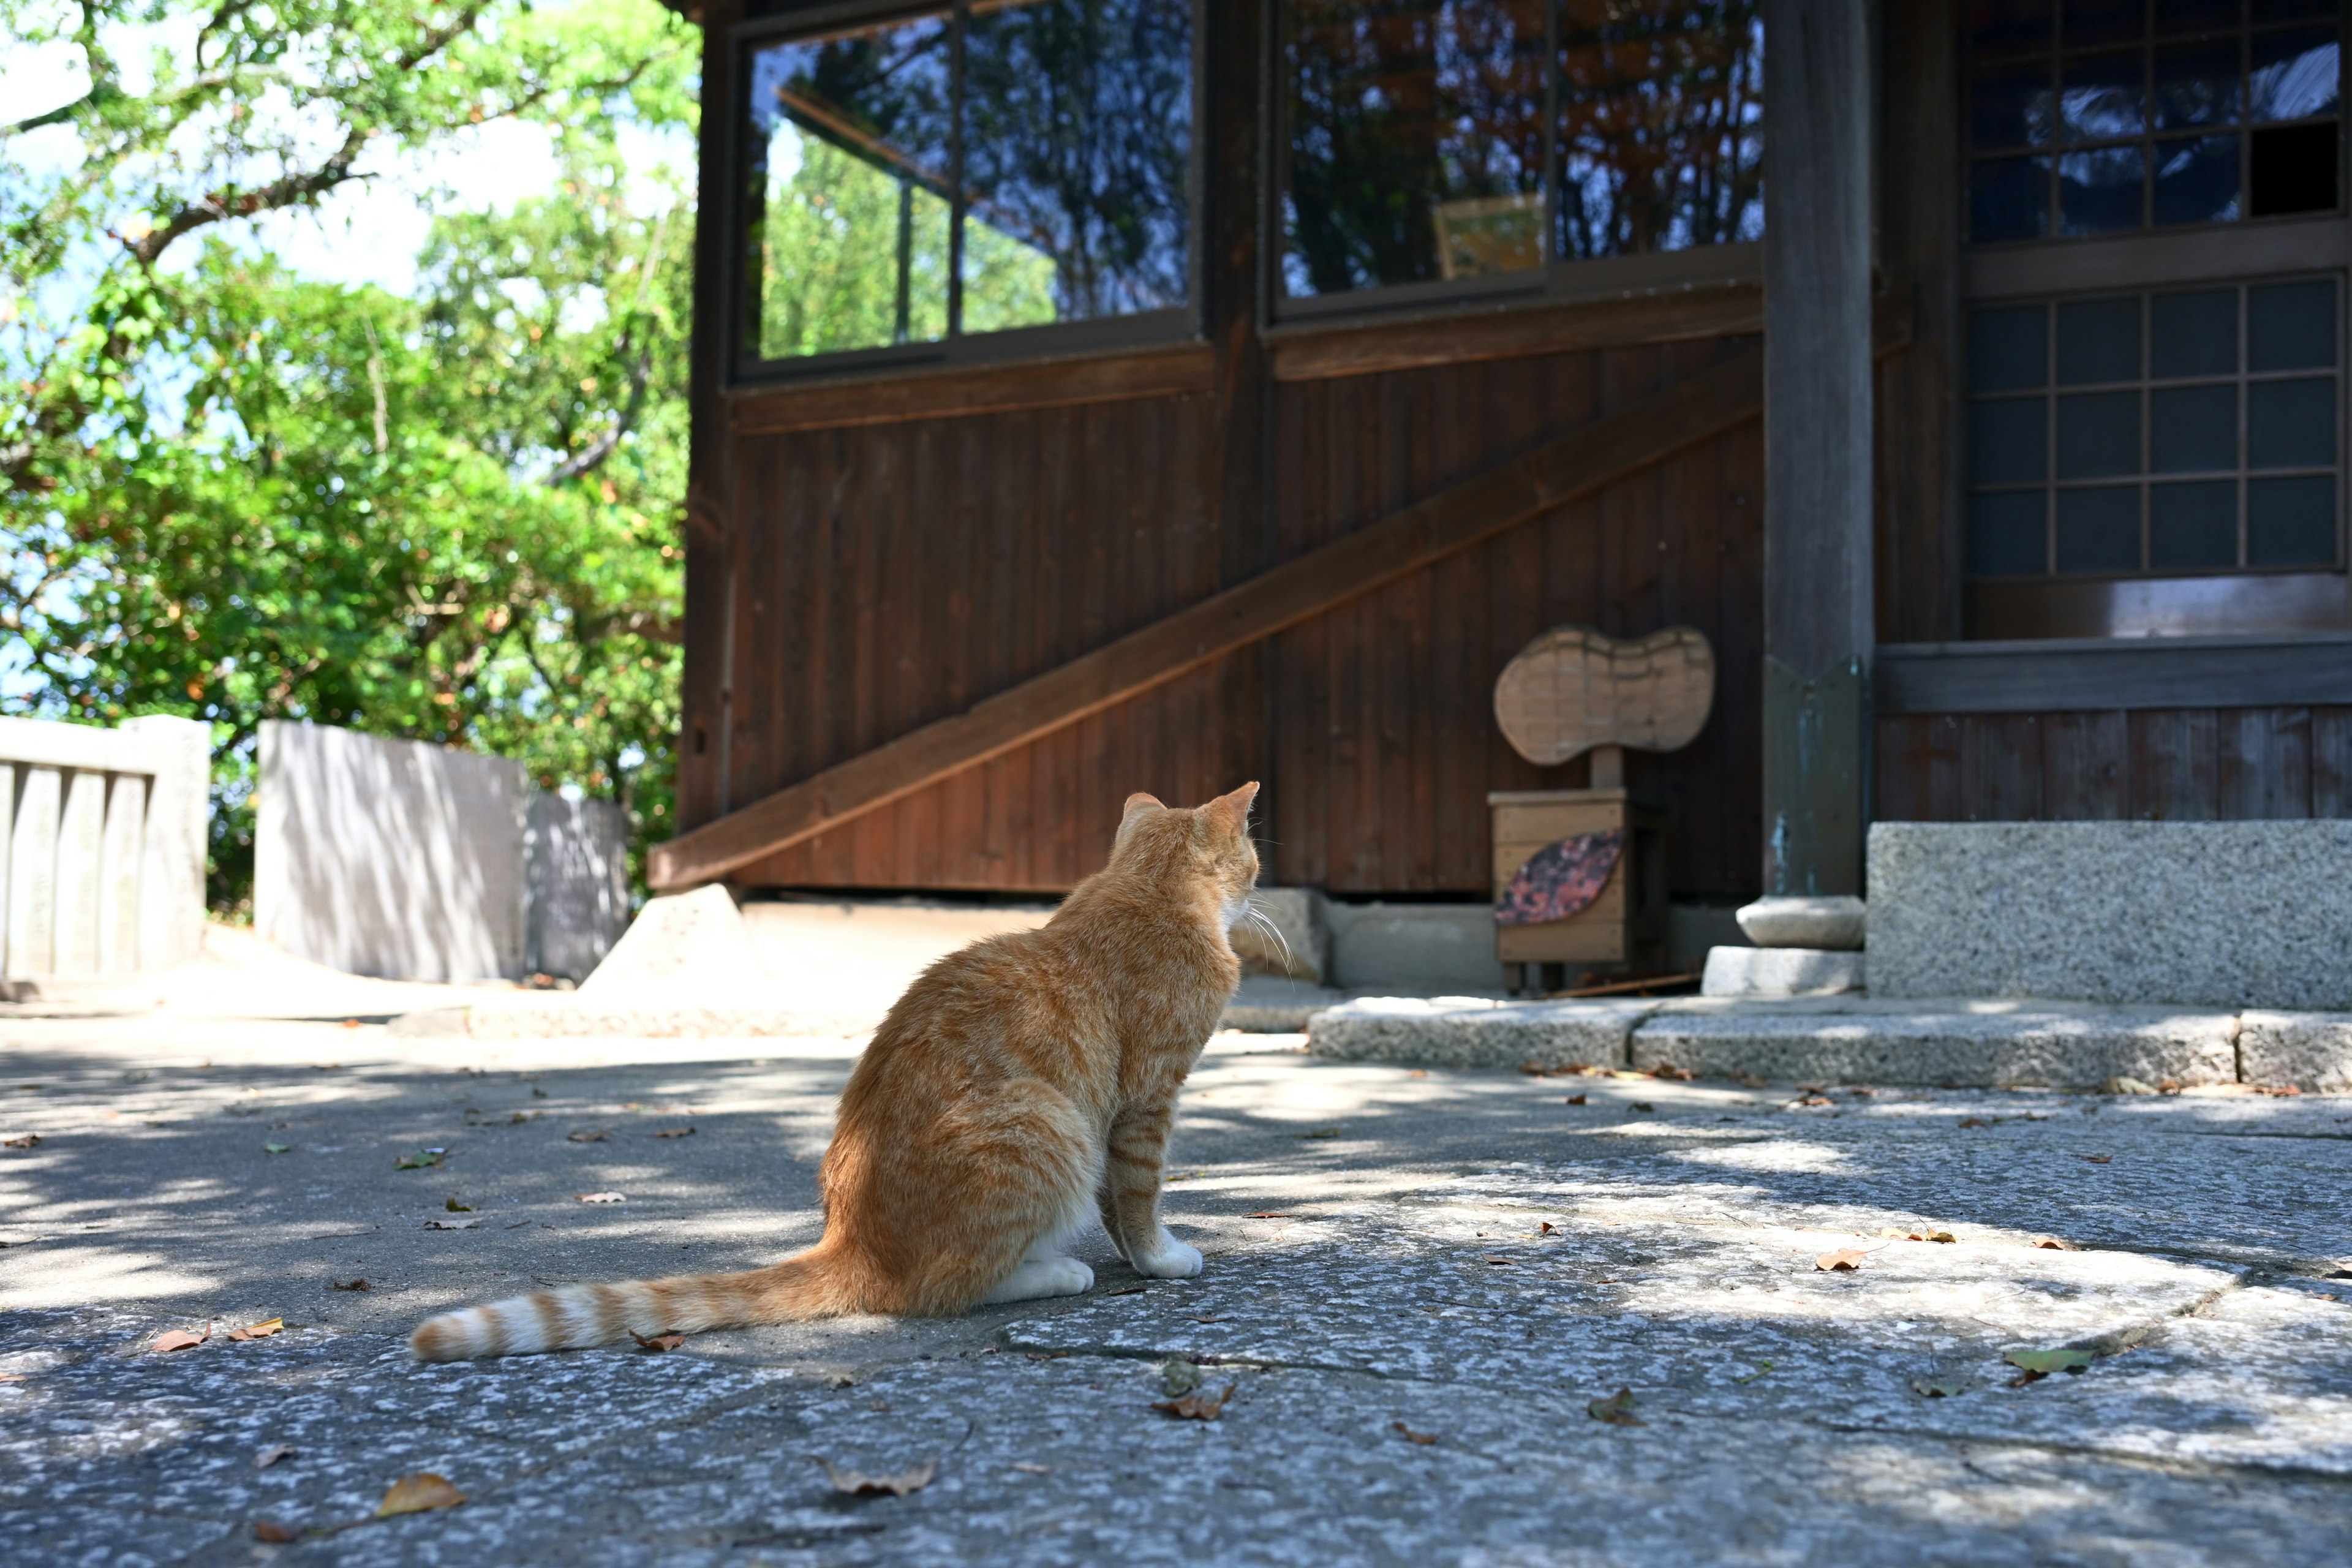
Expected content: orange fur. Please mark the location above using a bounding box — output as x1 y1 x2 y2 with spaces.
410 783 1261 1360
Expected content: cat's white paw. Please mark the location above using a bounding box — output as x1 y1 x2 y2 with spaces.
982 1254 1095 1304
1131 1230 1204 1279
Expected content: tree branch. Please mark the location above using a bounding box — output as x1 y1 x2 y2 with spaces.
126 123 371 267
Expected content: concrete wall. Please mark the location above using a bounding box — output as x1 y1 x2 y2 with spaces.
256 722 528 982
525 794 632 982
0 714 208 979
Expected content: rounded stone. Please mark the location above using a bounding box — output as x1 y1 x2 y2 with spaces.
1736 895 1867 951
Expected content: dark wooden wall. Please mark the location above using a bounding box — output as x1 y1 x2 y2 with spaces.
713 334 1768 899
1877 709 2352 822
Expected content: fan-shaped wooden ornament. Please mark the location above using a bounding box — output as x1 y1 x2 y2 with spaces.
1493 625 1716 766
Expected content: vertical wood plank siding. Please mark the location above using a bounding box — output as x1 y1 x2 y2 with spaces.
1876 709 2352 823
721 334 1768 897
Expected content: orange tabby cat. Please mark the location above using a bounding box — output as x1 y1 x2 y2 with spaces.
410 782 1261 1360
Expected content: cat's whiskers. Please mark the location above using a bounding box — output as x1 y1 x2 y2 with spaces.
1240 902 1295 976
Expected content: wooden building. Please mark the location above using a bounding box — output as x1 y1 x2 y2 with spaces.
651 0 2352 908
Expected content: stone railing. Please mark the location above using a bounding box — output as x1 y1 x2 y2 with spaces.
0 715 209 981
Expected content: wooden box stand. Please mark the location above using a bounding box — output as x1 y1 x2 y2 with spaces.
1489 787 1667 993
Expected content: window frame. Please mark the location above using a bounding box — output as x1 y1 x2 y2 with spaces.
1259 0 1767 328
1954 4 2351 638
725 0 1208 388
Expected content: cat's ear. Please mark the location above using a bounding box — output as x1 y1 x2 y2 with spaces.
1114 792 1164 849
1208 782 1260 831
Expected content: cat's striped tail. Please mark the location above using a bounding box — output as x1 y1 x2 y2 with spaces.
409 1242 853 1361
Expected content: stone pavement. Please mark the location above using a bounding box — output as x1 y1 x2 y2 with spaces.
4 1006 2351 1566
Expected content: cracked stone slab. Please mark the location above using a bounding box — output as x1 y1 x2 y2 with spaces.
1307 996 1656 1069
1631 1000 2239 1088
2239 1011 2352 1093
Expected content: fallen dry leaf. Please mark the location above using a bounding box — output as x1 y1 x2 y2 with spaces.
2032 1237 2076 1251
1482 1256 1515 1265
330 1278 370 1291
1564 1094 1588 1105
1798 1095 1834 1107
818 1457 938 1496
1629 1101 1656 1113
1539 1221 1558 1235
1009 1461 1051 1475
1104 1285 1147 1297
566 1128 608 1143
2 1134 40 1148
1649 1064 1694 1081
1297 1128 1340 1140
1880 1227 1958 1244
151 1326 209 1353
1393 1420 1439 1446
253 1520 298 1543
631 1331 685 1352
1587 1387 1643 1425
255 1445 293 1469
1406 1069 1428 1079
1956 1117 1992 1129
263 1142 292 1154
227 1318 283 1341
444 1197 473 1212
1910 1378 1964 1398
2260 1085 2304 1098
654 1126 696 1138
376 1472 465 1518
2078 1154 2113 1164
1153 1381 1237 1420
2005 1348 2094 1379
1160 1359 1202 1395
575 1191 627 1204
424 1217 480 1230
341 1018 361 1029
1246 1212 1291 1219
1816 1249 1868 1272
393 1150 442 1170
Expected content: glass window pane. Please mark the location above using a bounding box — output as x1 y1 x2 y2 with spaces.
2251 0 2336 18
2060 144 2147 230
744 18 955 360
2248 376 2337 467
1971 396 2051 483
2060 49 2149 141
2057 389 2143 476
2250 26 2340 119
1281 0 1550 296
962 0 1194 330
2065 0 2149 49
2154 40 2245 127
1974 61 2059 147
2150 382 2239 469
2150 479 2240 566
1975 0 2056 55
2057 296 2143 382
1556 1 1766 262
2056 484 2144 570
1972 155 2054 239
1969 490 2050 574
2156 1 2243 34
1971 304 2051 390
2249 280 2337 370
2247 473 2337 563
2248 122 2340 215
2154 132 2244 221
2152 288 2239 375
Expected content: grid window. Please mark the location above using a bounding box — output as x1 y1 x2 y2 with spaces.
1963 277 2345 576
1966 1 2343 244
1277 1 1763 302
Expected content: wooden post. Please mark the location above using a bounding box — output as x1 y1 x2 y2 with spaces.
1760 0 1873 897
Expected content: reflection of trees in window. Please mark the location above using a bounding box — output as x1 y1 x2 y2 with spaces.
1284 1 1547 295
1280 1 1763 300
1558 1 1762 260
741 1 1189 364
964 0 1194 322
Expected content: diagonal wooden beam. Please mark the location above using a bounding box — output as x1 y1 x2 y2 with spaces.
651 347 1766 890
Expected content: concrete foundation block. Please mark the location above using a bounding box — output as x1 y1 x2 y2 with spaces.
2237 1011 2352 1093
1736 895 1866 950
1325 902 1503 992
1702 946 1864 997
256 723 529 982
1869 821 2352 1011
578 883 765 1000
1306 995 1657 1069
1231 888 1331 983
1630 1000 2239 1088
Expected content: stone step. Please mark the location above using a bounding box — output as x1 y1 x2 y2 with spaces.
1303 993 2352 1091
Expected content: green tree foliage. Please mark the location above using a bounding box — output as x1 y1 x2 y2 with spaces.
0 0 698 907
